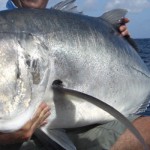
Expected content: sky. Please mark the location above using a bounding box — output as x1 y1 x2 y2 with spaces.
49 0 150 39
0 0 150 38
76 0 150 39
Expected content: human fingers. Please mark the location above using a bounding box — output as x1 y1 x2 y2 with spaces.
119 25 126 32
121 30 130 37
17 102 48 132
37 107 51 127
31 103 51 130
40 119 48 127
19 105 50 142
119 25 130 37
31 102 50 123
18 102 50 141
121 18 130 24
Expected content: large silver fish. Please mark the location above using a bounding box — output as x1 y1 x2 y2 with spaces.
0 0 150 149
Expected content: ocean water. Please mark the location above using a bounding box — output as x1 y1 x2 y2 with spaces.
136 38 150 70
134 38 150 115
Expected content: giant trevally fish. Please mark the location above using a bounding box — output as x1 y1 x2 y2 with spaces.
0 0 150 149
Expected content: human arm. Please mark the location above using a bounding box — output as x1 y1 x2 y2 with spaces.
111 116 150 150
0 102 50 145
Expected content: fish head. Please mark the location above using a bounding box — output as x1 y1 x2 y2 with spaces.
0 36 33 121
0 24 52 132
0 34 35 131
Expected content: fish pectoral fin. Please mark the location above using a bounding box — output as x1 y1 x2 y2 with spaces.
51 86 149 150
35 128 76 150
52 0 82 14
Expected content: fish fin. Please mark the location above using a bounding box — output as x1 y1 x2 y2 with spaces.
38 128 76 150
100 9 127 25
134 94 150 116
52 0 82 14
52 85 148 150
100 9 139 51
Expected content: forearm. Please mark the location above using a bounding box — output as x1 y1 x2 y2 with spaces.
111 116 150 150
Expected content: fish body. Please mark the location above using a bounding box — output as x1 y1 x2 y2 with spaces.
0 8 150 133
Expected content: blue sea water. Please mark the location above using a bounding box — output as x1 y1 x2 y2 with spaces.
134 38 150 115
136 38 150 70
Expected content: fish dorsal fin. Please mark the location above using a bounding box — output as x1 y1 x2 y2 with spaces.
100 9 127 25
52 0 82 14
100 9 139 51
52 85 149 150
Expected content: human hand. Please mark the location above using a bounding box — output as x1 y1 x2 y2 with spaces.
119 18 130 37
0 102 50 145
